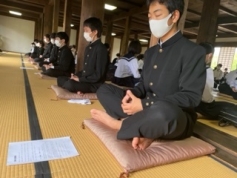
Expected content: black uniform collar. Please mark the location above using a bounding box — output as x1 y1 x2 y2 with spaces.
88 39 101 47
59 44 67 50
158 31 182 49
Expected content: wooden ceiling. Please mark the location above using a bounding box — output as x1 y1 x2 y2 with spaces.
0 0 237 42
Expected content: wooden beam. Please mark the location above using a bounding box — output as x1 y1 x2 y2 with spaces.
63 0 72 38
0 1 43 13
105 21 113 45
197 0 220 44
52 0 60 32
219 5 237 17
120 16 132 55
112 5 148 21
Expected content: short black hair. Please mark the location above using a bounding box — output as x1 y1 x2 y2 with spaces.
128 40 142 55
34 39 38 43
50 32 56 39
56 32 69 44
83 17 103 38
147 0 184 20
104 43 110 49
44 34 50 40
38 40 44 47
116 53 120 57
199 42 214 54
217 64 222 67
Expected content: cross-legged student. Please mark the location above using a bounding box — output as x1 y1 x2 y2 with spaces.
34 34 53 63
39 33 58 67
195 42 235 120
57 17 108 93
112 40 141 87
90 0 206 150
41 32 75 78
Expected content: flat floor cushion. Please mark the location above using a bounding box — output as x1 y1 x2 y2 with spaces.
51 85 98 100
83 119 215 176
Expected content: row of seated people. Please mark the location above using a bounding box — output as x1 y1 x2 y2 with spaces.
34 10 236 151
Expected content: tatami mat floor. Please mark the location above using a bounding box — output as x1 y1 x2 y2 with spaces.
0 52 236 178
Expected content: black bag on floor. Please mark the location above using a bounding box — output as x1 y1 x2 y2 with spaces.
218 105 237 127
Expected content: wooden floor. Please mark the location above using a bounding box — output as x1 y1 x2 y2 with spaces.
0 52 236 178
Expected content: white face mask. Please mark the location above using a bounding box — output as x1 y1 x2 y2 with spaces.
84 32 93 42
149 14 173 38
50 39 55 44
55 39 61 47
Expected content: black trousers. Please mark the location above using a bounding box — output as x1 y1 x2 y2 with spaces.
195 100 235 120
34 57 44 63
96 84 195 140
41 69 70 78
57 76 100 93
219 83 237 100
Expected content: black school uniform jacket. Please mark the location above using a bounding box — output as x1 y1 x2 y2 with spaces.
54 45 75 74
76 39 108 84
49 44 58 64
131 31 206 114
42 42 53 58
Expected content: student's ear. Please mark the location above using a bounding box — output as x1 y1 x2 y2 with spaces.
171 10 180 24
93 30 98 37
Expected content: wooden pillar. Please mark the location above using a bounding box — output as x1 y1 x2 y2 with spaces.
134 33 138 40
120 16 131 55
105 20 113 45
196 0 220 44
52 0 60 32
43 5 53 35
76 0 105 72
178 0 189 33
34 20 38 39
149 0 189 47
63 0 72 39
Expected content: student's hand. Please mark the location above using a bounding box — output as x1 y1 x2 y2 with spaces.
45 65 50 70
121 90 143 115
39 55 42 58
232 88 237 92
70 73 79 81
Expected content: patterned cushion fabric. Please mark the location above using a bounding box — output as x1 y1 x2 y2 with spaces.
83 119 215 175
51 85 98 100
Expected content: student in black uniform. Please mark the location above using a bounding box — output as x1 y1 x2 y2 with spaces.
39 33 58 67
195 42 235 119
57 17 108 94
90 0 206 150
34 34 53 63
41 32 75 78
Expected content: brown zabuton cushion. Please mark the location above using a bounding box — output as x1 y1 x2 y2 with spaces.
83 119 215 176
51 85 98 100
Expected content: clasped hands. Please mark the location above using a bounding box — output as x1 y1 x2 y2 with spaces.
121 90 143 115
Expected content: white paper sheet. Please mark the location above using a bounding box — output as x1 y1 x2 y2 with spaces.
20 67 34 70
68 99 91 105
7 137 79 165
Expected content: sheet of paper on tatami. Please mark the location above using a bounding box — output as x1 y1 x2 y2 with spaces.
0 52 236 178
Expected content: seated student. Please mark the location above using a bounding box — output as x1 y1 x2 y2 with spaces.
57 17 108 94
36 40 45 59
90 0 206 150
137 54 144 74
112 40 141 87
219 69 237 100
34 34 53 63
26 39 38 57
39 33 58 67
213 64 223 89
195 42 235 119
112 53 120 66
41 32 75 78
29 42 38 59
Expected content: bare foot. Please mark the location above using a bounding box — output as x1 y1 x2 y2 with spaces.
90 109 122 130
132 137 154 150
77 91 84 95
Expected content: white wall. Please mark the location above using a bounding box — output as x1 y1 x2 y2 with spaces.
111 38 121 61
57 27 77 46
0 15 35 53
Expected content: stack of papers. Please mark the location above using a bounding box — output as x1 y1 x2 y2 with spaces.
68 99 91 105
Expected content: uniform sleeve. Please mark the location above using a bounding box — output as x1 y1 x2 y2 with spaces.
159 46 206 108
130 58 140 78
54 49 73 72
79 46 108 83
49 46 58 63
